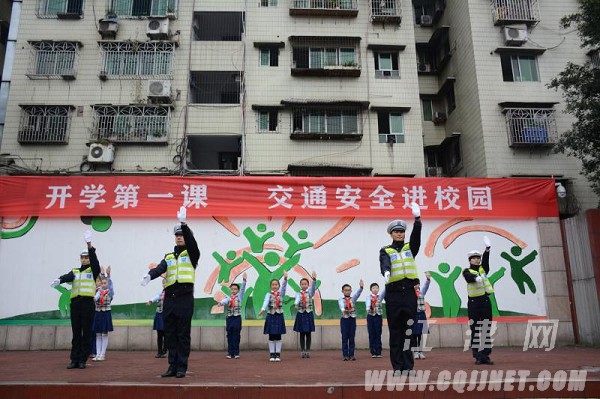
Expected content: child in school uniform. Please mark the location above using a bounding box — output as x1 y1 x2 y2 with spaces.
339 279 364 361
93 266 114 361
366 282 386 358
293 271 317 358
147 278 167 358
259 271 288 362
219 273 247 359
413 271 431 359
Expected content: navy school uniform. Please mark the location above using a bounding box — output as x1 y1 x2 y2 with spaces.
219 279 247 357
262 279 288 335
365 286 386 356
338 286 363 358
93 278 114 333
293 279 317 333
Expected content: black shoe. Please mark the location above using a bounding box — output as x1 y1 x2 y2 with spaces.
483 357 494 365
159 352 167 358
155 353 162 358
67 362 78 369
343 356 349 361
475 359 483 365
350 355 356 361
161 369 177 378
78 362 87 369
176 371 186 378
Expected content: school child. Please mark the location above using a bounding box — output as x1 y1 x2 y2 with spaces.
293 271 317 358
413 272 431 359
365 282 386 358
93 266 114 361
338 279 364 361
219 273 247 359
259 271 288 362
147 278 167 358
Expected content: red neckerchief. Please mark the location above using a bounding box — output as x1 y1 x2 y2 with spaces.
230 294 237 308
271 291 281 308
370 295 378 311
344 296 352 310
99 289 109 306
301 290 307 307
415 287 421 297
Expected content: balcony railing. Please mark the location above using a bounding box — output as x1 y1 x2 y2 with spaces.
290 0 358 16
92 105 170 144
491 0 540 25
504 108 557 147
371 0 401 23
18 106 72 144
27 41 80 80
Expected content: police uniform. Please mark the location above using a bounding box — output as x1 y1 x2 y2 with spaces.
219 279 247 358
463 249 494 364
379 219 421 373
57 247 101 369
365 286 386 357
148 223 200 377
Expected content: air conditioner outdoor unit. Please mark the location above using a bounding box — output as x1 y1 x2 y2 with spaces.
420 15 433 27
147 18 170 39
433 112 447 124
88 143 115 163
418 63 432 72
148 80 171 99
504 26 528 46
98 18 118 39
426 166 444 177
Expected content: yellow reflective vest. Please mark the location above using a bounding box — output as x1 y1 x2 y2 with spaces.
70 267 95 298
164 249 195 287
466 266 494 297
384 243 418 284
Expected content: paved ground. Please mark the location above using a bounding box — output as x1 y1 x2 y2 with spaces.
0 348 598 398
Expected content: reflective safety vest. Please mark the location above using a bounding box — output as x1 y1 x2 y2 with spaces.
466 267 494 297
164 250 195 287
71 267 95 298
384 244 418 284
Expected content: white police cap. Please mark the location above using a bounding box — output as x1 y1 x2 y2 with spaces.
387 220 407 234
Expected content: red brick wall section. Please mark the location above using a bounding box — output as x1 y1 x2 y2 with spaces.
586 209 600 302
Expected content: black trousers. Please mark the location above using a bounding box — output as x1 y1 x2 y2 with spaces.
467 295 493 361
70 297 95 364
385 284 417 372
163 292 194 373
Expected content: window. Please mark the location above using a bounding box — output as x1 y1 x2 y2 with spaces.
374 52 399 78
292 109 359 134
92 105 170 143
107 0 178 17
293 47 357 68
371 0 398 16
258 110 278 132
501 54 539 82
491 0 540 25
18 105 72 144
192 12 244 41
190 71 241 104
422 99 433 122
259 48 279 67
444 85 456 113
36 0 84 18
260 0 278 6
100 41 175 77
504 108 557 147
27 41 79 78
377 112 404 143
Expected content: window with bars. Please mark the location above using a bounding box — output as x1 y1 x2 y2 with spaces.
501 54 539 82
27 41 79 79
292 109 359 134
18 105 72 144
257 110 279 132
107 0 178 17
259 48 279 67
504 108 557 147
377 112 404 143
99 41 175 78
374 52 399 78
92 105 170 143
36 0 84 18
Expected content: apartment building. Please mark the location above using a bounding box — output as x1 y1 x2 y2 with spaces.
0 0 596 212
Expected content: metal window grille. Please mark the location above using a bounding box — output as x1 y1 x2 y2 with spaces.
18 105 72 143
292 0 357 10
371 0 400 17
107 0 178 17
36 0 84 18
491 0 540 25
27 41 79 78
92 105 171 143
99 41 175 78
504 108 557 147
292 108 360 135
291 39 361 69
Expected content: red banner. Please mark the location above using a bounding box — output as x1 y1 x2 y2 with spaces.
0 176 558 218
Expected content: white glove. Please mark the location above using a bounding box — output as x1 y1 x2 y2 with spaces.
50 278 60 288
177 206 187 223
475 276 483 283
483 236 491 248
411 202 421 218
140 274 151 287
84 229 93 243
384 271 390 283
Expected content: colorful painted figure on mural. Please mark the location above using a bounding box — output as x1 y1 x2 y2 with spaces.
501 246 538 295
428 262 462 318
487 266 507 317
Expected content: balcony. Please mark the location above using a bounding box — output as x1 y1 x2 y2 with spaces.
290 0 358 17
371 0 402 24
491 0 540 26
504 108 557 148
18 105 72 144
91 105 170 144
290 36 361 78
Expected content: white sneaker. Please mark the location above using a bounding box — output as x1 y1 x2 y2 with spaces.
419 352 426 359
98 355 105 361
226 355 232 359
92 356 99 362
234 355 240 359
